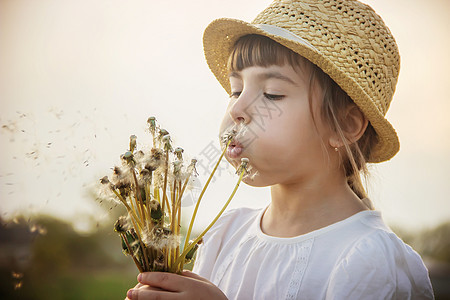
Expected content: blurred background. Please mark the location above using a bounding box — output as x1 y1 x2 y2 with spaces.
1 0 449 298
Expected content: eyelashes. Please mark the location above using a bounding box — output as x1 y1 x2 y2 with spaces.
229 91 241 99
263 93 284 101
229 92 285 101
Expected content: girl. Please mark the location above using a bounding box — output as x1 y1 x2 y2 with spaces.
126 0 434 299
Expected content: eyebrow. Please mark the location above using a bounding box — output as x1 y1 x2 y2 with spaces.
228 70 298 86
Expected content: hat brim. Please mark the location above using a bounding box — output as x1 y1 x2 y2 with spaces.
203 18 400 163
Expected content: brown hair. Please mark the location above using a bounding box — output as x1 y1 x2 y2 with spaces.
228 34 378 208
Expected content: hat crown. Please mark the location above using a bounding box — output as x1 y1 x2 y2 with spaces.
251 0 400 116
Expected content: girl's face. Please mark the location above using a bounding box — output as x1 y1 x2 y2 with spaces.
219 64 334 187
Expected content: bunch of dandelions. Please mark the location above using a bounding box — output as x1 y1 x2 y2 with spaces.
100 117 250 274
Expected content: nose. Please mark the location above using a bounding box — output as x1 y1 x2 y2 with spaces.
229 91 253 125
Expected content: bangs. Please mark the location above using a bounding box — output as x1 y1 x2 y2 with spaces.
228 34 304 72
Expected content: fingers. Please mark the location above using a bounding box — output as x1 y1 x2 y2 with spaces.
181 270 211 283
128 272 227 300
138 272 188 292
127 286 178 300
125 278 143 299
133 282 143 289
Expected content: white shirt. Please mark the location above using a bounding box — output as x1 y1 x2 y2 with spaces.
193 207 434 300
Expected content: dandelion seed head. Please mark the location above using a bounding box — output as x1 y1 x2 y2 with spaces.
129 240 141 257
147 148 164 169
149 200 163 221
140 168 152 183
145 163 157 173
129 135 137 152
151 148 163 159
237 157 252 176
162 134 172 152
134 150 145 160
100 176 110 185
238 158 259 181
187 159 199 177
122 151 133 162
221 129 237 146
220 122 249 148
174 147 184 160
96 181 119 204
114 216 131 233
172 160 183 177
112 166 132 188
115 181 132 198
185 240 199 262
113 166 122 176
149 199 160 210
159 129 169 138
143 226 180 250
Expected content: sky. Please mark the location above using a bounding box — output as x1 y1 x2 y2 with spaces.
1 0 449 233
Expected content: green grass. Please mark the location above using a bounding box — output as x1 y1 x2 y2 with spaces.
5 270 137 300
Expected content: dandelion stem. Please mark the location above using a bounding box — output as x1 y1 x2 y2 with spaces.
183 140 231 252
154 188 160 205
127 222 150 271
173 164 244 272
163 193 171 215
161 151 169 213
176 170 192 208
164 248 169 272
131 168 146 223
171 180 176 233
139 239 150 271
171 180 177 267
129 195 141 225
112 189 143 229
145 182 152 221
176 181 182 272
121 233 144 273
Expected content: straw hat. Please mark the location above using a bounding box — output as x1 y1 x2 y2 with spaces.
203 0 400 163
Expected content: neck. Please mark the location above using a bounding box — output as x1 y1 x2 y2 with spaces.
262 173 367 237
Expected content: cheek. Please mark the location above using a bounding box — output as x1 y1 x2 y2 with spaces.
258 111 305 143
250 110 318 161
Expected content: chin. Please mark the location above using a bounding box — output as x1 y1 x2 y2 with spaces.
241 172 272 187
242 180 267 188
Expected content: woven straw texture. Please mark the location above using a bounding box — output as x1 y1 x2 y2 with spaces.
203 0 400 163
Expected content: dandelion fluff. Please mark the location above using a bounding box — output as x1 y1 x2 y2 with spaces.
143 226 181 250
181 176 202 207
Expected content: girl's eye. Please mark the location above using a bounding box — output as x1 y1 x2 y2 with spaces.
229 91 241 99
263 93 284 101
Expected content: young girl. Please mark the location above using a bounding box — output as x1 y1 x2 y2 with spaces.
126 0 434 299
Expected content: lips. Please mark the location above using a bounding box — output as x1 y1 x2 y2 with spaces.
226 140 243 159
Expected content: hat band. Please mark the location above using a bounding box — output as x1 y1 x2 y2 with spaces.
254 24 319 52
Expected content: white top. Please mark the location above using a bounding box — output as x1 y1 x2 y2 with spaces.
193 207 434 300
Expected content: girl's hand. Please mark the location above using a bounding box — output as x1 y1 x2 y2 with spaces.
126 270 228 300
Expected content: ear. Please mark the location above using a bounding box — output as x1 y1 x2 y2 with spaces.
329 104 368 148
